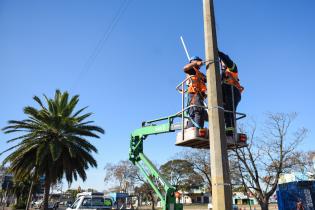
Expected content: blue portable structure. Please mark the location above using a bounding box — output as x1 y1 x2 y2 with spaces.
277 181 315 210
108 193 129 209
109 192 129 202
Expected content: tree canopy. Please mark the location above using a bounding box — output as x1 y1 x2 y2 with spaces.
1 90 104 210
233 113 308 210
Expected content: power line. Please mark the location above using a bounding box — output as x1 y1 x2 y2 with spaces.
72 0 133 91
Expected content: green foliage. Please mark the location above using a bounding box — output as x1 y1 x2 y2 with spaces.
1 90 104 209
160 159 204 191
65 189 79 200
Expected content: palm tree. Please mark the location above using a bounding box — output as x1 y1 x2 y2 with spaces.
1 90 104 210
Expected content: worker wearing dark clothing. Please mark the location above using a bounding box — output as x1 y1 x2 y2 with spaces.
219 51 244 135
183 56 207 128
187 93 207 128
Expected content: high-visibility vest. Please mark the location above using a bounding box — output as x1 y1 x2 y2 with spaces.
187 67 207 94
223 68 244 93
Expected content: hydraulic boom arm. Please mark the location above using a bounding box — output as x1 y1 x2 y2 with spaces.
129 115 183 210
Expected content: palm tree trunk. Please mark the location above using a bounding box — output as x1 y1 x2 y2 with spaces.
25 180 34 210
43 176 50 210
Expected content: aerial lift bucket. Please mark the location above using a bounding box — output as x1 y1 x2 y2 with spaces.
175 76 248 150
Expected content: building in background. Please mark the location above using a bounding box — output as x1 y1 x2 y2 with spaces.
0 167 14 206
232 192 258 205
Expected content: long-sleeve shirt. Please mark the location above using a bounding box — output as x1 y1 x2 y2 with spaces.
219 51 238 73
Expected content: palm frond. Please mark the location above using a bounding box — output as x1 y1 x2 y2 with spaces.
49 142 62 162
72 106 88 118
76 113 92 123
60 92 69 109
33 96 47 110
0 143 24 156
24 106 40 118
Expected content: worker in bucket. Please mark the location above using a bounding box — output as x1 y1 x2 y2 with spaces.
183 56 207 129
219 51 244 136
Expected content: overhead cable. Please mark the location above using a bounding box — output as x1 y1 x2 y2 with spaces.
72 0 133 90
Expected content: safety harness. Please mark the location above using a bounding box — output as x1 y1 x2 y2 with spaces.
185 67 207 128
187 67 207 95
223 67 244 93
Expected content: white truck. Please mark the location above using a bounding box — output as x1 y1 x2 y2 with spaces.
66 192 113 210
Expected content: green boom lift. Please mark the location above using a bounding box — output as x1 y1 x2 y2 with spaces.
129 76 247 210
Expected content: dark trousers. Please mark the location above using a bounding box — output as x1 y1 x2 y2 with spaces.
222 83 241 128
187 93 207 128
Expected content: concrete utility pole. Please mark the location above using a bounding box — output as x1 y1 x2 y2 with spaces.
203 0 232 210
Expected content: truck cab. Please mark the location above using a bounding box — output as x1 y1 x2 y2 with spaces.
66 192 113 210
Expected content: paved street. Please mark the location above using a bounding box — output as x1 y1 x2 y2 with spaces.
1 204 279 210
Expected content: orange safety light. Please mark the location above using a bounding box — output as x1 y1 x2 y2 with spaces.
199 128 207 137
239 133 247 142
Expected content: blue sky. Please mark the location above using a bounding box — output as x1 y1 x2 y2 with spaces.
0 0 314 191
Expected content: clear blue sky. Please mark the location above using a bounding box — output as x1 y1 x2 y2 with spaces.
0 0 314 191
